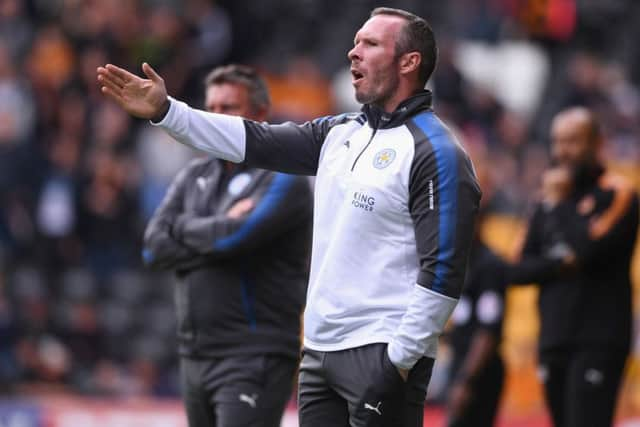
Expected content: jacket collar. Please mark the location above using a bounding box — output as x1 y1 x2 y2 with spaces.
361 90 433 130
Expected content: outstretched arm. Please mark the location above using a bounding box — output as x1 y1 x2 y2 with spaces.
97 63 345 175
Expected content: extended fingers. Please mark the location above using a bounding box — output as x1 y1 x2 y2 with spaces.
104 64 139 83
142 62 163 83
98 67 126 89
100 85 124 106
98 72 123 97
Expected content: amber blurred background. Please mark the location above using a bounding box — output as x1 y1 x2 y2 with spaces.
0 0 639 425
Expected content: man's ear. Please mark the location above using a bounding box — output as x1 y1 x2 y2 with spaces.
399 51 421 76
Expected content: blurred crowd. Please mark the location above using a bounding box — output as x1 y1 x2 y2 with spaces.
1 0 639 397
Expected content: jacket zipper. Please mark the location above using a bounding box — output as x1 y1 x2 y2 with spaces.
351 127 378 171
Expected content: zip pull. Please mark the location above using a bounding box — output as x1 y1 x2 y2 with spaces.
351 127 378 172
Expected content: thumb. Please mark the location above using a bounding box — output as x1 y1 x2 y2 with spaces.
142 62 162 82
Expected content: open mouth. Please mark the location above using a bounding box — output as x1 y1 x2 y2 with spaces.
351 69 364 83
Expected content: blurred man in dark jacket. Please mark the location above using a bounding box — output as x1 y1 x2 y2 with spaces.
143 65 313 427
508 107 639 427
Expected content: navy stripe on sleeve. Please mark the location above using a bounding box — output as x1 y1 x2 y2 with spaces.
413 113 459 293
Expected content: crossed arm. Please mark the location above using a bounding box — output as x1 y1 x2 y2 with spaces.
144 162 311 271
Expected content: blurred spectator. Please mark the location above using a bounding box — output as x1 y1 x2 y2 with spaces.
265 57 335 121
26 25 75 91
0 0 33 61
34 132 83 270
0 38 35 146
184 0 232 69
0 275 19 392
91 101 133 150
77 147 138 278
9 265 73 384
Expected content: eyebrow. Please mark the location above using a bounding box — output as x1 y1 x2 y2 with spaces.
353 33 378 45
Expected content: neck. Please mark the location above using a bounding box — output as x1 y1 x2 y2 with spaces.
361 90 432 130
379 81 420 113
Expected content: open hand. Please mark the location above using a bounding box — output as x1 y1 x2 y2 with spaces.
97 63 168 120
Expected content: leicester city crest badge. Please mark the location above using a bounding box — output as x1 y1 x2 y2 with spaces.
373 148 396 169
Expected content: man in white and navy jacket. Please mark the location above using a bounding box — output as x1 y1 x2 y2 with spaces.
98 7 481 427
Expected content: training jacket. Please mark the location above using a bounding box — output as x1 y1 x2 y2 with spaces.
152 90 481 370
143 158 313 359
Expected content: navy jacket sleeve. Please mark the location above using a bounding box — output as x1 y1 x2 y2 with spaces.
407 115 481 299
171 173 313 258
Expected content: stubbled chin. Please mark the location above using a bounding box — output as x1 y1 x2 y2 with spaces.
354 90 368 104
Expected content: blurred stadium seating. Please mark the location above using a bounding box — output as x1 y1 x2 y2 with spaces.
0 0 639 425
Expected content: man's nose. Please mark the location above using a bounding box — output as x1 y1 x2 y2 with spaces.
348 45 360 62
